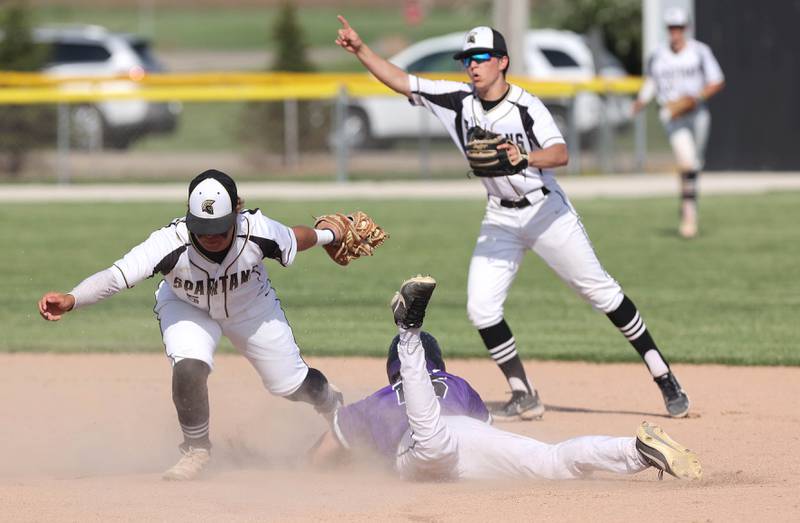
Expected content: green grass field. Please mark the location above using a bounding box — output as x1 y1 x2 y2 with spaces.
3 192 798 365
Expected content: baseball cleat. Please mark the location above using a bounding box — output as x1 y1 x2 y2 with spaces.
491 389 545 420
391 275 436 329
636 421 702 480
654 372 690 418
162 445 210 481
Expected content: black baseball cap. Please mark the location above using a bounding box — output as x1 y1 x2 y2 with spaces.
453 26 509 59
186 169 238 235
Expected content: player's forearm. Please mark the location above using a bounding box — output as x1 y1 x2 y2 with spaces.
354 44 411 98
700 81 724 102
528 143 569 169
69 267 125 309
292 225 335 252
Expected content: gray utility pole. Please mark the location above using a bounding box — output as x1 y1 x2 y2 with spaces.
493 0 529 76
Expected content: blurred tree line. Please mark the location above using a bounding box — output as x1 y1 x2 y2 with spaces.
0 1 54 176
534 0 642 74
239 1 330 158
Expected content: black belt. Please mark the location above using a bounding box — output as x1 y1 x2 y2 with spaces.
499 187 550 208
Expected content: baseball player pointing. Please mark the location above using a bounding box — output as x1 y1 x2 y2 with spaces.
336 17 691 419
633 7 725 238
38 169 385 481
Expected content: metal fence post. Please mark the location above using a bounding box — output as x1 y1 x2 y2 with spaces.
334 85 349 183
567 94 581 175
56 103 71 185
597 95 612 174
634 109 646 172
419 108 430 179
283 98 299 170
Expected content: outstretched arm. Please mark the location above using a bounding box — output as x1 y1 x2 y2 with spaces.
335 15 411 98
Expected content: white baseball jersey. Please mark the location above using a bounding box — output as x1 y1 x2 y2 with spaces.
408 75 565 201
646 39 724 105
76 209 297 320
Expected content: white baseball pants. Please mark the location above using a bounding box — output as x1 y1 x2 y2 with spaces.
153 281 309 397
467 184 624 329
665 106 711 172
393 330 648 480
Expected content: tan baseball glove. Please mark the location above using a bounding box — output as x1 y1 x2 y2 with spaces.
314 211 388 266
665 96 698 119
465 126 528 177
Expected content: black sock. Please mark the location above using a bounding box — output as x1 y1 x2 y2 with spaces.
172 359 211 449
478 319 531 393
606 296 670 377
286 368 341 415
681 171 698 202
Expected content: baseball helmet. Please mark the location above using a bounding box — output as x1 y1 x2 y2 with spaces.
386 331 446 384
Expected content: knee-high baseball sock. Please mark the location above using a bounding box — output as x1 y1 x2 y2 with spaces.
606 296 670 378
478 319 533 394
172 358 211 449
680 171 698 216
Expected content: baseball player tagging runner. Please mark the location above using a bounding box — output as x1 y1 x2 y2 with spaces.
633 6 725 238
37 169 386 481
335 17 691 419
308 275 702 482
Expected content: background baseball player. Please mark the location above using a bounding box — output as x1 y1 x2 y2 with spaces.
37 169 385 481
309 275 702 482
633 6 725 238
335 17 691 419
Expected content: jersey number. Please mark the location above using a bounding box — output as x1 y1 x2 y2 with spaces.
392 377 449 406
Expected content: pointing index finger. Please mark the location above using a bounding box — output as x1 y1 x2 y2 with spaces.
337 15 350 30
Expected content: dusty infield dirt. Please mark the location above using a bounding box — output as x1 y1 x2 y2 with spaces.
1 354 797 522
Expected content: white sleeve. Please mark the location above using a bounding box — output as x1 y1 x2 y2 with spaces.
528 97 565 149
637 77 656 105
113 227 184 289
408 74 471 111
68 268 125 309
253 211 298 267
699 43 724 85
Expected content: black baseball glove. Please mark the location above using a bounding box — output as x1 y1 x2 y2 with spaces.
465 126 529 177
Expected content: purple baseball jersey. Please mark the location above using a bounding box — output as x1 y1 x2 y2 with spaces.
333 371 490 459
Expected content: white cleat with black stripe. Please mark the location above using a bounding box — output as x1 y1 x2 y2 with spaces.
636 421 702 480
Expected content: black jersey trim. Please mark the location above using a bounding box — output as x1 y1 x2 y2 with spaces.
512 101 541 150
416 89 471 112
112 264 131 289
249 235 283 265
153 245 188 277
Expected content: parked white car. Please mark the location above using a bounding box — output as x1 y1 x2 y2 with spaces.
33 25 181 150
341 29 632 148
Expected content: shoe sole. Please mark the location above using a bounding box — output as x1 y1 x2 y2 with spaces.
636 422 702 480
667 399 691 418
392 275 436 326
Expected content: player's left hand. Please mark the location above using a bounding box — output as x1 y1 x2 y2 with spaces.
38 292 75 321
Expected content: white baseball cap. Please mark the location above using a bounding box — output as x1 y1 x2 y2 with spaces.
453 26 508 60
186 169 237 235
664 6 689 27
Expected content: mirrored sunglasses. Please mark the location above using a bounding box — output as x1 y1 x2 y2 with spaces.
461 52 494 67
